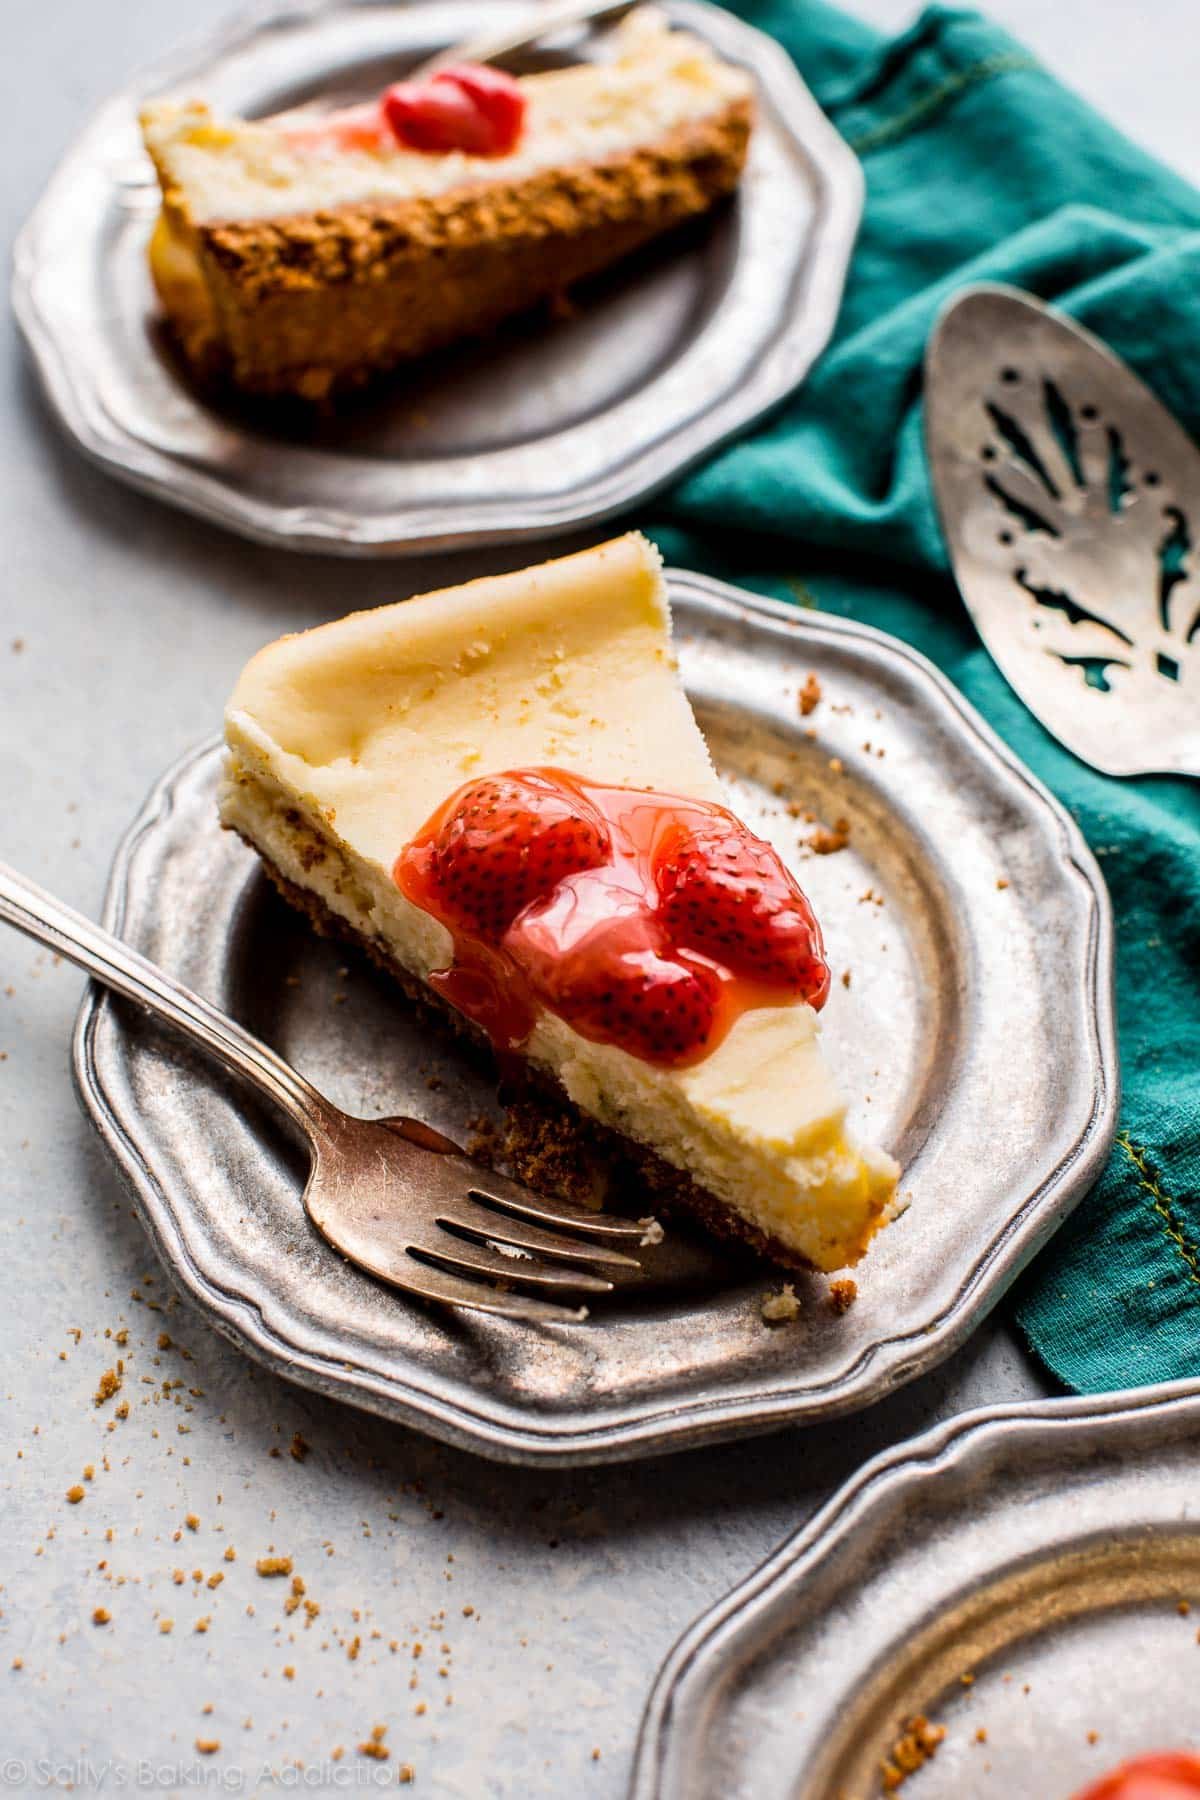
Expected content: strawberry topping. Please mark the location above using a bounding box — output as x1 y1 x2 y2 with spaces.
1071 1753 1200 1800
505 877 723 1067
394 769 830 1070
283 65 527 160
424 772 611 939
382 64 526 157
655 818 830 1006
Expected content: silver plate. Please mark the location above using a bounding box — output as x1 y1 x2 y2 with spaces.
632 1381 1200 1800
73 573 1116 1464
12 0 862 558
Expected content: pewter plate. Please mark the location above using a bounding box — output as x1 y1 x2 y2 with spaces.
631 1381 1200 1800
73 573 1116 1464
12 0 862 558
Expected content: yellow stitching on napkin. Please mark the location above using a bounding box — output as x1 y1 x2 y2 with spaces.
1118 1130 1200 1288
846 53 1038 156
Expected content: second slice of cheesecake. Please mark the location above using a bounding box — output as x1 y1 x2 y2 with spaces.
141 10 754 399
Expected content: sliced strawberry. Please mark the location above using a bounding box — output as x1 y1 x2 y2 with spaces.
382 64 525 156
434 65 526 154
563 949 721 1067
654 818 830 1007
506 877 722 1067
424 774 610 940
383 77 492 154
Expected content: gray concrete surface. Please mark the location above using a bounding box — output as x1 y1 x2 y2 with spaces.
2 1 1189 1793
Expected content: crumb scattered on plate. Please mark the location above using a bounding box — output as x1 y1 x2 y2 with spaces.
880 1715 946 1790
761 1284 801 1324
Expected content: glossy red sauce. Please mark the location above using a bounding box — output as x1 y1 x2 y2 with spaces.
281 65 526 158
393 768 829 1069
1071 1753 1200 1800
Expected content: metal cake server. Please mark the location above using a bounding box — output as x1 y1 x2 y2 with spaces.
925 284 1200 778
0 860 649 1325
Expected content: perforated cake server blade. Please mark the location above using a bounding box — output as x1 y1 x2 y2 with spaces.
924 284 1200 778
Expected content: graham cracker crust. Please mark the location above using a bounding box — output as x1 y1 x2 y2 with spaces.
151 100 752 400
246 840 834 1276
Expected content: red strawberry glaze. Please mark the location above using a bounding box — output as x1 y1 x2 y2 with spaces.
282 65 526 159
393 768 829 1070
1071 1753 1200 1800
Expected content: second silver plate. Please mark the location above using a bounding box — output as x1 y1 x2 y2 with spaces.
13 0 862 557
633 1381 1200 1799
74 572 1116 1464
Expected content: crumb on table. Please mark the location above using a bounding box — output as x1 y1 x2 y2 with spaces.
255 1555 293 1577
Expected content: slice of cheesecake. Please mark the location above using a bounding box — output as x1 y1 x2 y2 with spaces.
220 534 899 1273
141 10 753 400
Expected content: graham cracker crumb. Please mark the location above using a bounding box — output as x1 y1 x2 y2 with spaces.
808 817 851 856
828 1279 858 1315
358 1725 389 1761
880 1716 946 1790
94 1369 121 1405
66 1485 85 1504
92 1607 111 1626
498 1100 607 1210
196 1739 220 1755
798 673 822 716
256 1556 293 1577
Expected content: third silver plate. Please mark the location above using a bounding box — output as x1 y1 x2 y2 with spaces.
74 572 1115 1463
632 1381 1200 1799
13 0 861 557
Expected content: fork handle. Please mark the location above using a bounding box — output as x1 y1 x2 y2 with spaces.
0 858 331 1140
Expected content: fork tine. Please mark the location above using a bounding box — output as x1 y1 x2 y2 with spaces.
436 1192 642 1270
419 1236 615 1297
449 1157 653 1242
339 1238 590 1325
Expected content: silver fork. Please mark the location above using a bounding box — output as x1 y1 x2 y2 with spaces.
0 860 649 1324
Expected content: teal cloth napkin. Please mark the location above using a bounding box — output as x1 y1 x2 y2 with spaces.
648 1 1200 1390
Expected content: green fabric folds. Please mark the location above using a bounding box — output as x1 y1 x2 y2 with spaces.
649 2 1200 1389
